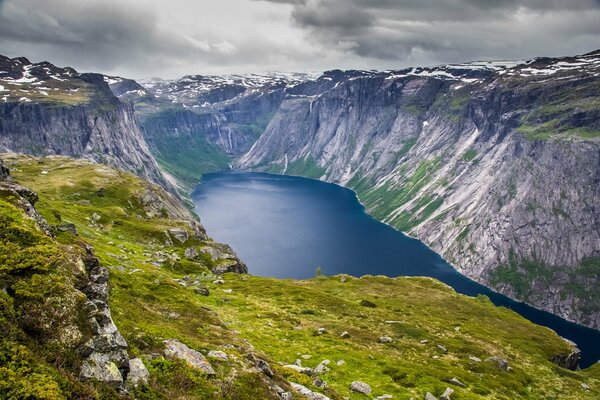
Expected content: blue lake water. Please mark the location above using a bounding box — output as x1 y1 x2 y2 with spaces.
192 171 599 367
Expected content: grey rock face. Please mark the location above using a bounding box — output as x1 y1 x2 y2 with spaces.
236 51 600 329
550 338 581 370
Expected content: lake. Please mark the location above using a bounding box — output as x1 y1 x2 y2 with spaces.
192 171 600 367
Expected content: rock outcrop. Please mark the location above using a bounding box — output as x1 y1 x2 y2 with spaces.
0 159 135 389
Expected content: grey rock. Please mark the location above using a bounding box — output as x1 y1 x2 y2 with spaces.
163 339 215 374
468 355 481 362
184 247 199 259
379 336 393 343
208 350 228 361
80 352 123 387
195 287 210 296
289 382 331 400
486 356 511 372
360 299 377 308
376 395 393 400
448 377 466 388
168 228 188 243
256 359 274 377
283 364 312 375
51 223 78 235
550 337 581 370
425 393 437 400
581 383 590 390
437 345 447 353
92 212 101 222
350 381 372 395
125 358 149 389
313 378 327 389
281 392 293 400
340 331 351 338
313 359 330 375
440 387 454 400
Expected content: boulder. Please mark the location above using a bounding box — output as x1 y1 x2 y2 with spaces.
256 359 274 377
163 339 215 374
51 223 78 235
315 327 327 336
168 228 188 243
468 355 481 362
125 358 149 389
340 331 351 338
208 350 228 361
360 299 376 308
350 381 372 395
486 356 511 372
313 377 327 389
379 336 393 343
195 287 210 296
448 377 466 388
92 212 101 222
80 352 123 387
425 393 437 400
440 387 454 400
313 359 330 374
290 382 331 400
184 247 199 259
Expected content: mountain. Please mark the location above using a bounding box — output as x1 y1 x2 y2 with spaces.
0 55 171 190
105 72 318 189
102 50 600 329
2 155 598 399
235 50 600 329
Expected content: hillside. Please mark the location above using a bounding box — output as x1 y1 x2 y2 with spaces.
1 154 599 399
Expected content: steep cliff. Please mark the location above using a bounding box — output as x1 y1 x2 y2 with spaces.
237 51 600 329
108 73 317 189
0 55 170 189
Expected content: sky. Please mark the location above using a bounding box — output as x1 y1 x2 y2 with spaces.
1 0 599 79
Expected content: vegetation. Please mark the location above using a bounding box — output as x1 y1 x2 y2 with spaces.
285 156 327 179
1 155 599 399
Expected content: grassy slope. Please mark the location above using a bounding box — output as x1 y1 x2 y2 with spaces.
3 155 599 399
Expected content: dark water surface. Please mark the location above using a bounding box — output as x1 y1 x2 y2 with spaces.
192 171 599 367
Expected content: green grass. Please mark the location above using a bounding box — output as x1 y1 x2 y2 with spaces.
285 156 327 179
152 133 231 190
462 148 478 162
3 155 600 399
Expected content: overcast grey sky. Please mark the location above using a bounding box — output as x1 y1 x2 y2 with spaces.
1 0 599 79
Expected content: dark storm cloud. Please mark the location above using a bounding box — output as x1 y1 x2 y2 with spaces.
1 0 599 77
271 0 600 64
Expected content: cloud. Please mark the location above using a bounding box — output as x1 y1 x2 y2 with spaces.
0 0 599 78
